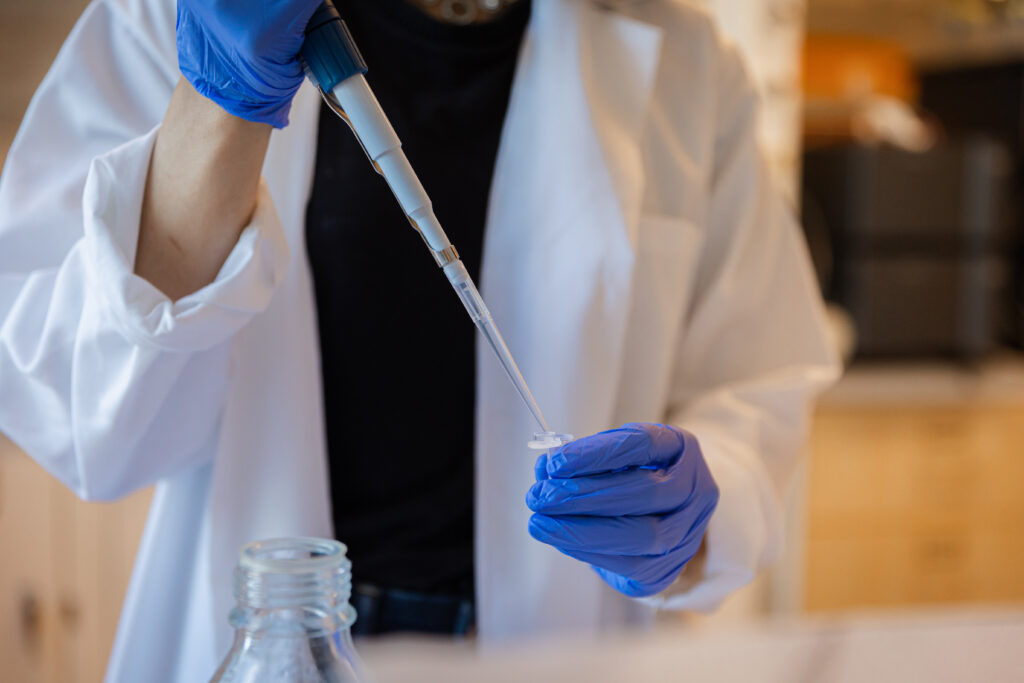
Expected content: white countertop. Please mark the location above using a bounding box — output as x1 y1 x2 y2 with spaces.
360 607 1024 683
819 353 1024 408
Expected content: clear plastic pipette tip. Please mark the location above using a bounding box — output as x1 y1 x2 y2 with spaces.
477 317 550 433
445 261 551 433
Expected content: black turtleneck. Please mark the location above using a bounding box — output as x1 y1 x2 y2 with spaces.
304 0 530 597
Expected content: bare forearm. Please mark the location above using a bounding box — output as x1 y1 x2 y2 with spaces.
137 77 272 301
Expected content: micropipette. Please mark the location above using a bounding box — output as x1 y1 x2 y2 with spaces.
302 1 552 435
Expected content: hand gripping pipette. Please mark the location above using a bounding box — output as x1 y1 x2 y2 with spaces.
301 2 568 450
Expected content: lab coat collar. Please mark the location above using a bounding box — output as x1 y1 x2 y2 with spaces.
475 0 663 638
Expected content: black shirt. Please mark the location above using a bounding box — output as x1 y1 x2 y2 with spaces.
304 0 530 596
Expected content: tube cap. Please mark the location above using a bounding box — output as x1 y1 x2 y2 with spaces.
528 432 574 450
301 1 368 92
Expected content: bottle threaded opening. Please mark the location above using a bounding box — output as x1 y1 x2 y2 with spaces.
233 538 355 625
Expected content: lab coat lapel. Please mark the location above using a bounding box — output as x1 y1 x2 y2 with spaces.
476 0 663 638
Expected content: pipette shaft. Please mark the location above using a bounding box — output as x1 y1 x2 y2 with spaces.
302 3 551 433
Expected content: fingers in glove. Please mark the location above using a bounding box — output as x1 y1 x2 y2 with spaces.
528 503 712 556
544 423 689 478
527 466 696 516
534 453 550 482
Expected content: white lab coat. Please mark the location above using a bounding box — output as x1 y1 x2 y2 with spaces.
0 0 839 680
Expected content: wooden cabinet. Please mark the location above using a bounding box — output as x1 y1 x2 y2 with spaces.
805 402 1024 610
0 437 150 683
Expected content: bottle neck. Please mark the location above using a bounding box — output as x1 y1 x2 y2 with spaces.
230 538 356 637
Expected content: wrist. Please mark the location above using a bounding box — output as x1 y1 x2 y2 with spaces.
172 77 273 144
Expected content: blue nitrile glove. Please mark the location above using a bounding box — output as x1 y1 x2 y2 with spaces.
176 0 322 128
526 423 719 598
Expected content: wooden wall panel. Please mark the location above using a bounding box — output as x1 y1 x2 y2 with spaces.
0 449 60 683
0 438 151 683
805 404 1024 611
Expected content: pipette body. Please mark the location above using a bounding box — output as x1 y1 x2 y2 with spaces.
301 2 551 434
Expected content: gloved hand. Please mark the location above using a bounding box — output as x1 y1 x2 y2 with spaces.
176 0 322 128
526 423 719 598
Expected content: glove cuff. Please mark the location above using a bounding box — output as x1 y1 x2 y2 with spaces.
186 74 298 129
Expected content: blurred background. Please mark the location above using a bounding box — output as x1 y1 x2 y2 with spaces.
1 0 1022 681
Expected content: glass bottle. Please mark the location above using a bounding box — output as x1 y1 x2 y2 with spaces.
210 537 369 683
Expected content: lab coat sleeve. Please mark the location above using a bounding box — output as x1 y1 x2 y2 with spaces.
0 0 290 501
640 42 840 611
